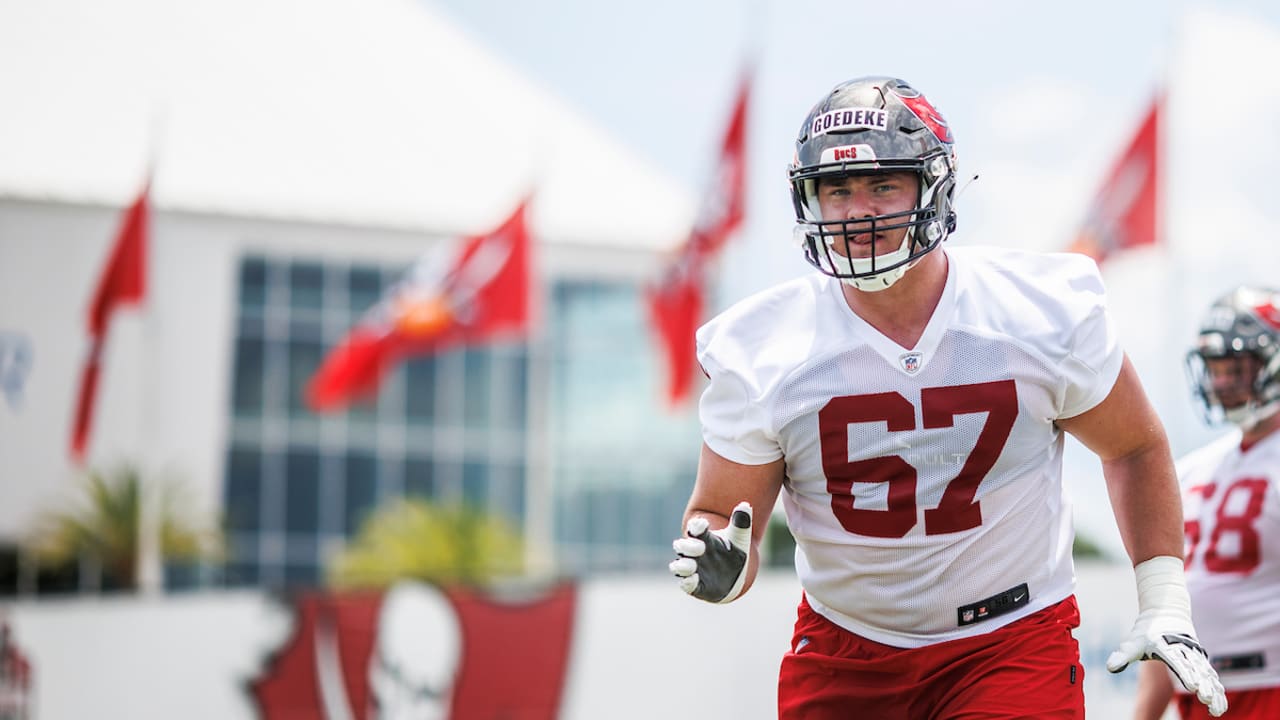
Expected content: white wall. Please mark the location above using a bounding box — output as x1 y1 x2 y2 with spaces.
3 565 1167 719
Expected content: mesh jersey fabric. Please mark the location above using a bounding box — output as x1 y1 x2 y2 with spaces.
696 245 1124 647
1176 429 1280 692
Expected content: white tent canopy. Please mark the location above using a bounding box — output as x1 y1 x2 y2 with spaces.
0 0 694 248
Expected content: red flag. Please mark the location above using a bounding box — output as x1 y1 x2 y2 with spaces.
688 74 749 257
645 256 706 407
307 198 533 412
1068 94 1160 263
70 183 150 462
647 73 750 406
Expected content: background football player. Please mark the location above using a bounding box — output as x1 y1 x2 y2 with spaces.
1135 287 1280 719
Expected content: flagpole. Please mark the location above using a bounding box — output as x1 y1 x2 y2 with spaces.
517 186 555 580
136 103 166 596
1158 11 1184 457
523 297 554 580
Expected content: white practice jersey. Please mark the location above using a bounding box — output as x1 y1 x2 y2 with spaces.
1177 429 1280 691
697 246 1124 647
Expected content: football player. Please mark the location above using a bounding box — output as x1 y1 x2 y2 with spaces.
1135 287 1280 719
668 75 1226 718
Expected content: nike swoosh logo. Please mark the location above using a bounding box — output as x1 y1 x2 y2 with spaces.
1013 593 1026 602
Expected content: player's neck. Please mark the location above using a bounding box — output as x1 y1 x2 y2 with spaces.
1241 410 1280 451
839 250 949 350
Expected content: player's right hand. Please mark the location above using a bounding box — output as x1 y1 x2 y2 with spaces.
1106 556 1227 717
668 501 753 604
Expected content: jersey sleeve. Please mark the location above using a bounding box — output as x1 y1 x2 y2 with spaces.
1057 295 1124 419
696 322 784 465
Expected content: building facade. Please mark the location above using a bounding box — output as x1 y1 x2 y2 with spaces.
0 0 702 593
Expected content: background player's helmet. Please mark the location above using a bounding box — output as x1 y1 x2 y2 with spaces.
789 76 957 291
1186 286 1280 429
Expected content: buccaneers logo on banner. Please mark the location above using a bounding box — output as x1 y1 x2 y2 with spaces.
307 198 533 413
253 582 576 719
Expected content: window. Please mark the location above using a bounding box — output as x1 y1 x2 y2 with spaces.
225 448 262 533
285 447 321 535
222 256 699 586
289 261 324 313
345 452 378 536
231 337 264 418
405 357 436 424
404 456 435 499
548 280 700 574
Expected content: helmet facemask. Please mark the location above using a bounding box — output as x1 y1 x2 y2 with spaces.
792 153 954 292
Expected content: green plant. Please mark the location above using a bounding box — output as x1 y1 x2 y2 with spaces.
27 464 222 590
328 497 524 589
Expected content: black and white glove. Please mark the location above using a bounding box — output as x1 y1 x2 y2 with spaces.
1107 556 1227 717
668 501 753 604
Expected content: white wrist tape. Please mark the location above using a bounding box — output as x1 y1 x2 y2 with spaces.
1133 555 1193 621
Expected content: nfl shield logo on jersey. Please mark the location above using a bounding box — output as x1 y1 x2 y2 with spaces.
899 352 922 374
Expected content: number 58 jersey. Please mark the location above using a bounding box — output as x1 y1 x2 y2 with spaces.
696 246 1124 648
1178 430 1280 691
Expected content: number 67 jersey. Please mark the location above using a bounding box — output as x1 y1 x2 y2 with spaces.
696 245 1124 648
1177 430 1280 691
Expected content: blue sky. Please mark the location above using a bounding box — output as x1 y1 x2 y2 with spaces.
428 0 1280 556
426 0 1278 286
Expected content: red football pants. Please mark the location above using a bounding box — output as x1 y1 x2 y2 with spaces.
1176 685 1280 719
778 594 1085 719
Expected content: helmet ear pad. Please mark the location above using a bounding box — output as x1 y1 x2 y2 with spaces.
788 77 958 289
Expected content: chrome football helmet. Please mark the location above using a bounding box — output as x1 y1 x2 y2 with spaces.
789 76 957 291
1186 286 1280 429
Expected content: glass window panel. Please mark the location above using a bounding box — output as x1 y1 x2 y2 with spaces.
260 448 286 531
287 336 325 415
346 396 380 426
509 347 528 430
231 336 265 418
405 457 435 500
463 348 491 428
225 534 258 563
345 452 378 535
225 448 262 533
590 488 623 546
434 460 461 506
492 462 525 527
284 563 319 590
238 256 268 311
490 346 527 432
348 265 384 314
289 314 324 341
289 261 325 312
462 461 488 508
237 313 264 339
224 563 260 588
285 447 320 535
405 357 436 424
582 489 601 546
285 536 318 563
